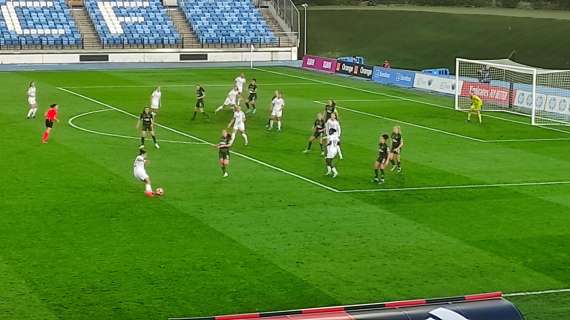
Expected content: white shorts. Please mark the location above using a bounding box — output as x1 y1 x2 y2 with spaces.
224 98 236 106
326 146 338 159
134 168 149 181
28 97 37 106
271 109 283 118
233 123 245 132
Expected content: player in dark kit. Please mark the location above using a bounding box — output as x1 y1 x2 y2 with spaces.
41 103 59 144
373 134 390 184
137 107 159 149
245 79 257 114
217 129 232 177
389 126 404 172
303 113 326 154
192 85 209 120
324 99 338 121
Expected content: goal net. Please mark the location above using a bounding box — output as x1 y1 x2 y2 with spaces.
455 58 570 125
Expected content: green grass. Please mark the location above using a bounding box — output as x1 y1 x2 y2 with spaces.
305 9 570 70
1 66 570 319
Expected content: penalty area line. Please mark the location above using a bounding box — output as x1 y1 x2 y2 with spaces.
338 180 570 193
255 67 570 137
312 100 485 143
58 87 340 193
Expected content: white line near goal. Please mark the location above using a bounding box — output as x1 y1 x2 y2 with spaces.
61 82 320 89
313 100 485 143
338 180 570 193
58 87 340 193
255 67 570 137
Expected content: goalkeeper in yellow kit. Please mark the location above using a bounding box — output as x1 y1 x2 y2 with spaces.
467 94 483 124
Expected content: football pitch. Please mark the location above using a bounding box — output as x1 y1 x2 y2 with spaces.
2 66 570 319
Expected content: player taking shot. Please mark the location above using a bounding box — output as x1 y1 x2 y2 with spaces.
133 149 154 197
467 94 483 124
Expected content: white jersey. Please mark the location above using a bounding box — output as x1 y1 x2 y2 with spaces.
233 110 246 131
224 89 239 105
235 76 246 93
151 90 161 109
28 87 36 98
271 98 285 113
326 133 340 159
325 119 342 137
27 87 37 106
133 155 149 181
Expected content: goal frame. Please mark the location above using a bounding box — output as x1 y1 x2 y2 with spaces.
455 58 540 125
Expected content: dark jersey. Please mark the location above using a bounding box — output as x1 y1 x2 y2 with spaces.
391 132 402 149
196 87 205 101
140 112 153 130
218 134 231 159
248 83 257 95
313 119 325 135
378 142 390 161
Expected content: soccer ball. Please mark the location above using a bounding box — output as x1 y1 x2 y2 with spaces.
155 187 164 196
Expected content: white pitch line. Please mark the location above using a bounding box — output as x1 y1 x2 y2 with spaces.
68 109 207 145
61 82 319 89
58 87 340 193
487 137 570 142
255 68 570 137
338 180 570 193
313 101 485 143
324 98 403 102
504 288 570 297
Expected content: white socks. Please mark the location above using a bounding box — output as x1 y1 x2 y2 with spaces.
332 167 338 175
215 105 224 113
145 183 152 193
326 166 332 175
277 121 281 131
242 133 248 145
269 120 274 129
27 108 37 118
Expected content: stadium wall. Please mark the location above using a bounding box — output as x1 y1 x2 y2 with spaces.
0 47 297 64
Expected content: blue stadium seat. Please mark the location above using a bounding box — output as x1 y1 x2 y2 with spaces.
0 0 81 47
179 0 276 45
84 0 180 46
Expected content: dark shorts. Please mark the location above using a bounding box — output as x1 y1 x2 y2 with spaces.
325 113 333 121
391 146 401 155
313 131 323 138
142 125 152 132
45 119 54 128
248 94 257 102
219 150 230 160
377 155 388 163
196 100 205 109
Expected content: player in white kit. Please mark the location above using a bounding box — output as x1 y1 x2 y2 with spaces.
325 128 340 178
150 87 161 116
325 113 343 159
133 149 154 197
268 92 285 131
215 87 239 113
227 105 248 146
234 73 246 105
26 81 38 119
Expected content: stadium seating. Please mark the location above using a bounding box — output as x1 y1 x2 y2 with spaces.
0 0 82 48
84 0 180 47
179 0 276 45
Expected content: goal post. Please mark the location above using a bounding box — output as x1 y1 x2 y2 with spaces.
455 58 570 126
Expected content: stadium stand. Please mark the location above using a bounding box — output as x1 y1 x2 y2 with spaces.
84 0 180 48
0 0 82 49
179 0 277 46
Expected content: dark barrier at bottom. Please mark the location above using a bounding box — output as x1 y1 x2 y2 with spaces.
169 292 524 320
